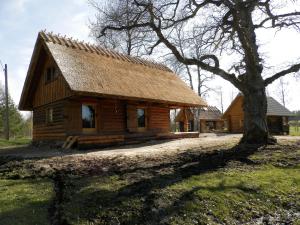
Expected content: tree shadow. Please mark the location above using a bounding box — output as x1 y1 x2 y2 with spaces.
60 143 265 224
0 200 51 225
0 138 180 160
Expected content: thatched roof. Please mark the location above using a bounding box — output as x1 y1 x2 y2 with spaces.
175 106 223 122
19 31 206 110
199 106 223 120
175 109 194 122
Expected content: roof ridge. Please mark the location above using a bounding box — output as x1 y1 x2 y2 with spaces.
39 30 172 72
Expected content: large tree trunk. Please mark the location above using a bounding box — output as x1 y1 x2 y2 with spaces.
240 88 276 145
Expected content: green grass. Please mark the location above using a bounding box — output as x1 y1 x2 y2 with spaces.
290 126 300 136
165 165 300 224
0 179 53 225
0 138 31 148
0 141 299 224
60 151 300 224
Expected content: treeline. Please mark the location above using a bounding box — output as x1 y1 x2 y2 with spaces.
0 83 32 139
292 111 300 116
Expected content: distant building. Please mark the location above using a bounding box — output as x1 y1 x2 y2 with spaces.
175 106 224 133
223 94 293 134
199 106 225 133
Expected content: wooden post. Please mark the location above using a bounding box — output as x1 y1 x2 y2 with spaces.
4 64 9 140
184 108 189 132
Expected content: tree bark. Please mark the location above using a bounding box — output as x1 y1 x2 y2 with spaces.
240 88 276 145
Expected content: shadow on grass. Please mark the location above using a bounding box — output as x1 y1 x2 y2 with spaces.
0 178 53 225
0 139 179 160
0 200 51 225
59 143 266 224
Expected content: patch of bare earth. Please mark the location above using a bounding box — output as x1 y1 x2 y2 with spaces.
0 134 235 177
0 134 300 224
0 134 299 179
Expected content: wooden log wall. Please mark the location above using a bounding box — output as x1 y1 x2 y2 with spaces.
64 98 170 135
148 106 170 133
225 97 244 133
64 100 82 135
99 99 126 132
33 101 66 141
32 57 72 108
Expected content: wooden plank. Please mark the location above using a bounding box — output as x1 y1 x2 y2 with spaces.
32 56 71 108
65 136 78 149
62 136 73 149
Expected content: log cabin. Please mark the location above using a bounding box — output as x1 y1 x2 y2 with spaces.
198 106 224 133
175 106 224 132
19 31 206 148
223 94 293 134
175 108 195 132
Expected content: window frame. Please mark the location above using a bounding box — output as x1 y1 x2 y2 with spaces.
137 107 147 131
82 103 97 133
46 107 54 124
45 66 57 84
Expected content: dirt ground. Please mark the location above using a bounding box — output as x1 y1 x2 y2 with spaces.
1 134 299 179
1 134 300 225
0 134 299 159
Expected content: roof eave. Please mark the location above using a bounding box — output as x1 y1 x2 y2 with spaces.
19 33 44 111
73 91 206 107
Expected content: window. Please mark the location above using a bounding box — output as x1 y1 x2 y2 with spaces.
46 108 53 124
82 104 96 129
45 67 57 83
137 108 146 128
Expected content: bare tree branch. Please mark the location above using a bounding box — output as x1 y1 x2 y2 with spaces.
264 63 300 86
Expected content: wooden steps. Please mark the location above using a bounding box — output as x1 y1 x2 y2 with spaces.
62 136 79 149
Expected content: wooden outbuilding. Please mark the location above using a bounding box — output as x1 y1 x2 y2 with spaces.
19 31 206 148
199 106 224 133
174 109 195 132
175 106 224 133
223 94 293 134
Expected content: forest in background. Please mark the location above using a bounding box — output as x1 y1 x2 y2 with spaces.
0 82 32 139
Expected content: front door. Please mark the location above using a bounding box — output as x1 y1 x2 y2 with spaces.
179 121 184 132
267 116 283 134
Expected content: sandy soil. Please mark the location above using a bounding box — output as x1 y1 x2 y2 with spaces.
0 134 299 160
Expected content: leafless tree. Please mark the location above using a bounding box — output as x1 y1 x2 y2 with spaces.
276 77 289 107
166 23 214 97
214 86 224 113
89 0 150 56
99 0 300 144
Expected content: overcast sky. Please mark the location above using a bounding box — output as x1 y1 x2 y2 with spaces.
0 0 299 117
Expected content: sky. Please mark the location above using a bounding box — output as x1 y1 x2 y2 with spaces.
0 0 299 117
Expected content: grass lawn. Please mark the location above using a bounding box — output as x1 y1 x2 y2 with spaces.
62 164 300 225
0 179 53 225
59 147 300 225
0 138 31 148
0 139 299 224
290 126 300 136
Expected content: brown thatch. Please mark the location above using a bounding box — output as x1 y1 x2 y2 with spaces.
199 106 223 120
19 31 206 110
175 106 223 122
175 109 194 122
